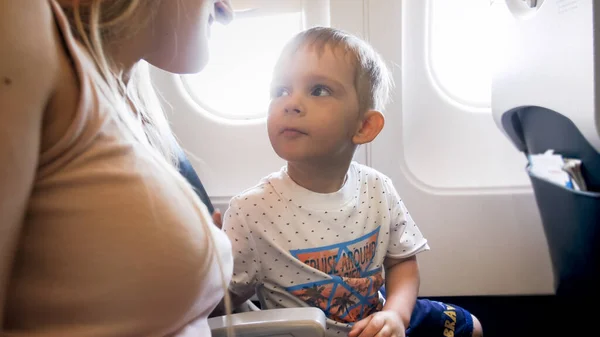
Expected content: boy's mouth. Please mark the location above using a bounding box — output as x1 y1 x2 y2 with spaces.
281 127 307 137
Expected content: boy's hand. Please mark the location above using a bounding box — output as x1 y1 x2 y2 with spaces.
212 208 222 229
348 311 406 337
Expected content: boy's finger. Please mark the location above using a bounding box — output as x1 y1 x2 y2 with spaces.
356 315 385 337
373 325 394 337
348 315 372 337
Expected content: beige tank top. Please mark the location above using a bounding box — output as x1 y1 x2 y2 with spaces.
4 2 233 336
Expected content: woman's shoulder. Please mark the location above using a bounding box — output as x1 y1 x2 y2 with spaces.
0 0 61 110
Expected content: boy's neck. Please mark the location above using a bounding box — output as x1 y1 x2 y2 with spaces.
286 159 352 194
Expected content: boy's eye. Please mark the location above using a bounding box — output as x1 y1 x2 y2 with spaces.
271 87 290 98
311 86 331 97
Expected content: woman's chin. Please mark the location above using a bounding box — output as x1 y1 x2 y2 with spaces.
145 49 210 75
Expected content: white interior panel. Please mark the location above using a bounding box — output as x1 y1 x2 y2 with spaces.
492 0 600 153
367 0 553 296
153 66 282 203
401 0 531 191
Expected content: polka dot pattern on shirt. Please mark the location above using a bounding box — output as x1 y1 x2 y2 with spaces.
221 162 429 335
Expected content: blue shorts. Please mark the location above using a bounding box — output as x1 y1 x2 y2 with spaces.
406 299 474 337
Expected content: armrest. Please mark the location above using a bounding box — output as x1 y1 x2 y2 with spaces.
208 307 327 337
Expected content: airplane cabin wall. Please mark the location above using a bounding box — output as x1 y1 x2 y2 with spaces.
151 0 555 297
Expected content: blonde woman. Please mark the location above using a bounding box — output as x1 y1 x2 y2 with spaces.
0 0 235 336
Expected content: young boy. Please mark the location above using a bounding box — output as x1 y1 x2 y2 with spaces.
221 27 483 337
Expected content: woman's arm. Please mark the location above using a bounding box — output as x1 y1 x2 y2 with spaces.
0 0 59 327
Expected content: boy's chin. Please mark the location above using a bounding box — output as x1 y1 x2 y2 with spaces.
276 153 306 164
272 145 347 165
273 149 310 164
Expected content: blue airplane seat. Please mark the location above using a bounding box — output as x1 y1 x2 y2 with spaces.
177 147 215 215
499 107 600 296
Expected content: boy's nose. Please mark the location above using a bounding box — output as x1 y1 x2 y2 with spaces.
283 98 303 114
285 106 302 114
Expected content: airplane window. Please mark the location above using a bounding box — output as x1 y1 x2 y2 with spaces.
181 12 303 120
428 0 509 110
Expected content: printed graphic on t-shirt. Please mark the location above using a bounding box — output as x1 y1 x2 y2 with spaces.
286 228 384 323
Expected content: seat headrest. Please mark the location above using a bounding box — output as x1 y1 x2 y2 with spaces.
492 0 600 153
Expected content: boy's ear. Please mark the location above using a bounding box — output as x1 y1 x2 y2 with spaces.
352 110 385 145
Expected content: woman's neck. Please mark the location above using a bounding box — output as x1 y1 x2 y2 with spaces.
105 34 147 86
286 159 352 194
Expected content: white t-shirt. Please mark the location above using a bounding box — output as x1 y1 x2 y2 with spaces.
222 162 429 336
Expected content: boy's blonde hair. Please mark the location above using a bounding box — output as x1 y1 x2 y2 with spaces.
277 26 394 114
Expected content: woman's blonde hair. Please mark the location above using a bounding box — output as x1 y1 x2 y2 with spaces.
58 0 177 164
55 0 233 334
